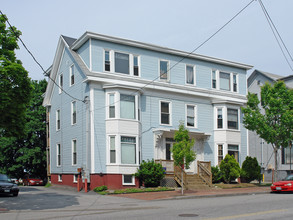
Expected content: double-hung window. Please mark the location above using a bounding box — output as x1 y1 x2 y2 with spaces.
70 64 75 86
56 110 61 130
218 144 223 165
109 94 115 118
160 60 169 81
57 144 61 166
228 145 239 162
121 136 136 164
217 108 223 129
227 108 238 130
72 140 77 165
186 65 195 85
220 72 230 91
105 50 110 72
212 70 217 89
115 52 129 74
59 74 63 93
233 74 237 92
120 94 136 119
133 55 139 76
160 101 171 125
72 101 76 125
110 136 116 163
186 105 196 127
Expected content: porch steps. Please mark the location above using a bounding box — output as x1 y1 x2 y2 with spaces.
186 174 210 190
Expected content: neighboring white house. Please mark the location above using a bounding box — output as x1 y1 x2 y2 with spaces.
43 32 252 189
247 69 293 182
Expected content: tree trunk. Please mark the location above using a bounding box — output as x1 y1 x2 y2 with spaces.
274 147 278 182
181 170 184 195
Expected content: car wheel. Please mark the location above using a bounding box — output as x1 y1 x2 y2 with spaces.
13 192 18 197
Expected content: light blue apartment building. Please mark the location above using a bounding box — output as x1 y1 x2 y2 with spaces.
43 32 252 189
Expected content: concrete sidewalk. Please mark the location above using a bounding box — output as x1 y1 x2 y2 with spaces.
111 186 271 201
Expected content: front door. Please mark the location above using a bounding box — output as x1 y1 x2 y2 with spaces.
166 143 171 160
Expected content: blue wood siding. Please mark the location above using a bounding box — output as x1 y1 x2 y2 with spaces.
77 40 90 69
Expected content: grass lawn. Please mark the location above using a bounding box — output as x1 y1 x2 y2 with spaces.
214 182 271 189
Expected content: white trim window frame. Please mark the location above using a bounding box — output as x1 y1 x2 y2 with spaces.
104 49 111 72
114 51 130 75
219 71 231 91
216 107 224 129
132 55 140 77
109 135 116 164
107 93 116 119
58 174 62 182
73 174 78 183
211 70 217 89
122 174 135 185
232 73 238 92
186 104 197 128
227 108 239 130
70 64 75 86
59 73 63 94
71 101 77 125
57 143 61 167
119 93 136 120
120 136 137 165
72 139 77 166
186 64 196 86
160 100 172 126
217 144 224 165
56 109 61 131
159 60 170 81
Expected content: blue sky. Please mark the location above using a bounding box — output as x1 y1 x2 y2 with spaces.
2 0 293 80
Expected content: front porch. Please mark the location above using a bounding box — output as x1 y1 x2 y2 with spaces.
155 160 212 190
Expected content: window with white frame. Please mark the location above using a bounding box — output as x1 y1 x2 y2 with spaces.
218 144 223 165
58 174 62 182
57 144 61 166
120 94 135 119
123 174 135 185
72 101 76 125
115 52 129 74
133 55 139 76
217 108 223 129
227 108 238 130
109 94 115 118
160 101 171 125
70 64 75 86
121 136 136 164
73 174 78 183
56 110 60 130
159 60 169 81
228 144 239 162
233 73 237 92
105 50 110 72
59 74 63 93
72 140 77 165
186 65 195 85
110 136 116 163
219 71 230 91
186 105 196 127
212 70 217 89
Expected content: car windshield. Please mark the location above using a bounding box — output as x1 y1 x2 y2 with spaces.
283 175 293 181
0 174 11 182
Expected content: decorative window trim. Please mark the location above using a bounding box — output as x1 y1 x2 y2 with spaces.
185 65 196 86
160 100 172 126
122 174 135 185
72 139 77 166
185 104 197 128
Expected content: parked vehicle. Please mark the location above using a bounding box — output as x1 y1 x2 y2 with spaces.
0 174 19 197
23 177 44 186
10 177 18 184
271 174 293 192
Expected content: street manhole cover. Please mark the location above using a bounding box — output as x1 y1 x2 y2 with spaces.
179 214 199 217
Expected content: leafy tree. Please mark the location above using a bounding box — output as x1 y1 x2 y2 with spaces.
171 122 196 194
0 79 47 179
242 81 293 181
220 154 240 183
0 14 32 136
134 159 165 187
240 156 261 183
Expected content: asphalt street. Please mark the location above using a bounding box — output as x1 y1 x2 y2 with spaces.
0 186 293 220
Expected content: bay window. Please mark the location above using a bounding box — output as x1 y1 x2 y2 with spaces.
109 94 115 118
110 136 116 163
120 94 135 119
228 145 239 162
227 108 238 130
121 136 136 164
217 108 223 129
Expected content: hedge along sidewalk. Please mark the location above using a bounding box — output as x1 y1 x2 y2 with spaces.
94 187 175 195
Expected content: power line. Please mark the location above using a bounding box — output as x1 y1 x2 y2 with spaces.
0 10 85 103
93 0 256 112
258 0 293 72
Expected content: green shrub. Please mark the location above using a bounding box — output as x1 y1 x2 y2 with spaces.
211 166 223 183
134 159 165 187
93 185 107 192
240 156 262 183
219 154 240 183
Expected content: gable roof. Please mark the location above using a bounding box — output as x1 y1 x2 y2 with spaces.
247 69 284 87
61 35 77 47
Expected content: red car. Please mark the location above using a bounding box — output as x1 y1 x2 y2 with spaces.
271 174 293 192
23 177 44 186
